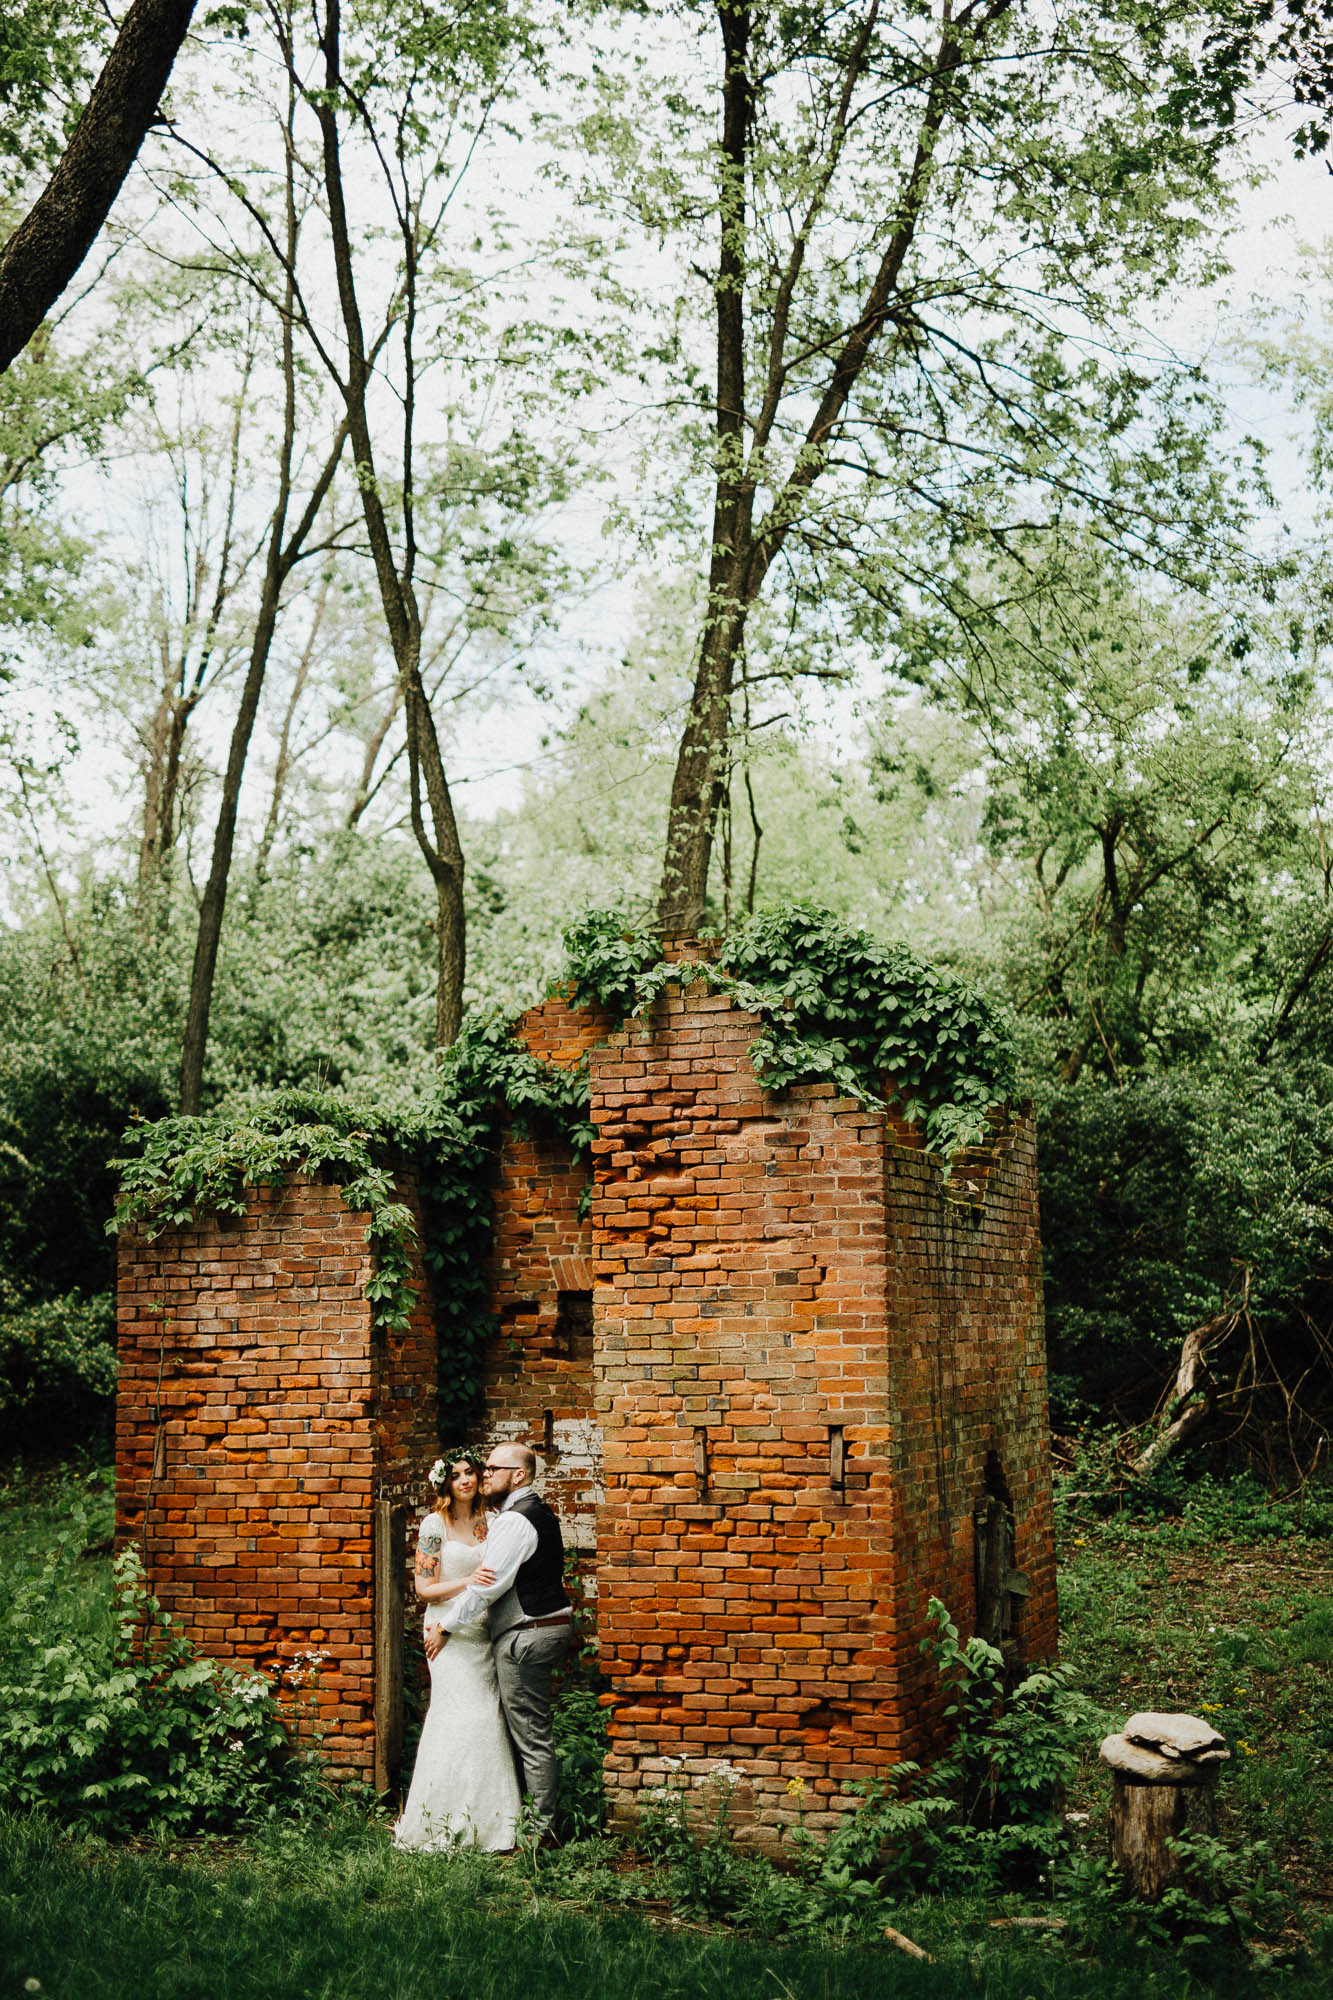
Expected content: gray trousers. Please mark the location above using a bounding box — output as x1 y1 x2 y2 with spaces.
494 1621 573 1826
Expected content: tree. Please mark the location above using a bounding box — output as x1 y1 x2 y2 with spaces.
1275 0 1333 157
168 0 574 1051
305 0 549 1046
570 0 1265 933
0 0 198 373
175 85 349 1111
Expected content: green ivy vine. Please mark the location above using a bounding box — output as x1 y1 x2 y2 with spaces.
113 903 1013 1433
563 902 1015 1161
111 1024 592 1433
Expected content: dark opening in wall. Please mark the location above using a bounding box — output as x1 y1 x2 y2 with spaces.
554 1289 593 1363
973 1451 1030 1660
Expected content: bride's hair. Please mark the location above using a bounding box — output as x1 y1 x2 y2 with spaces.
432 1457 485 1529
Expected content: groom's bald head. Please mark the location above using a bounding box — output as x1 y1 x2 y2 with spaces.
483 1442 536 1495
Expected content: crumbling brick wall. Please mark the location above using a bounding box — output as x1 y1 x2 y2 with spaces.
485 981 1054 1846
115 978 1054 1823
475 992 613 1587
115 1176 437 1780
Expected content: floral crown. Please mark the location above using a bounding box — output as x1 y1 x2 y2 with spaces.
428 1447 485 1486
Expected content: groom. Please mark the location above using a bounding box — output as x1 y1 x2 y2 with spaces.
424 1442 573 1830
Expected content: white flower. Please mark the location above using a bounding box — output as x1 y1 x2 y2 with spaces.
25 1981 42 1994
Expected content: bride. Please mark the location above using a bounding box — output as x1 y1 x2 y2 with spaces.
393 1452 521 1852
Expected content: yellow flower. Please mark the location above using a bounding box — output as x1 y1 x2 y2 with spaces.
1201 1703 1222 1712
786 1775 806 1799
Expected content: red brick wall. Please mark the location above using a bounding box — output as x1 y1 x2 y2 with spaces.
113 979 1054 1830
478 991 613 1582
580 981 1054 1845
879 1120 1058 1744
115 1176 437 1780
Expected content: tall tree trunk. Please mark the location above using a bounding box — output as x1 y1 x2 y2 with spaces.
315 0 466 1045
660 607 748 934
178 47 346 1112
255 577 326 881
139 688 197 888
0 0 198 373
657 0 752 937
656 0 960 930
178 584 283 1112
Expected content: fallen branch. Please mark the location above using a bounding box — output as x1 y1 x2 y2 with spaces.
883 1923 934 1960
1122 1271 1253 1480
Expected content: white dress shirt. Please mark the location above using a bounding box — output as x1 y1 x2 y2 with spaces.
437 1486 542 1633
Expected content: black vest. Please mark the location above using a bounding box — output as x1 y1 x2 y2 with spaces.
509 1490 569 1617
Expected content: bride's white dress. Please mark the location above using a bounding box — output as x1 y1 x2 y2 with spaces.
393 1526 521 1853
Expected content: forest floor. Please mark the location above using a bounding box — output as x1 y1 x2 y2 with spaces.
1 1458 1331 1998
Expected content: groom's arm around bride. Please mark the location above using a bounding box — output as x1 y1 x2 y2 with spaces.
430 1444 573 1831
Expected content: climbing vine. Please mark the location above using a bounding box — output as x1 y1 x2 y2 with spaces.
563 903 1015 1161
111 1027 592 1433
114 904 1013 1431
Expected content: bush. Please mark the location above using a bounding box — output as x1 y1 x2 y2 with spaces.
621 1599 1102 1941
552 1683 609 1842
0 1545 327 1836
0 1286 115 1442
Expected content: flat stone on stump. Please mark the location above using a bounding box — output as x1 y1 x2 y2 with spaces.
1100 1711 1229 1901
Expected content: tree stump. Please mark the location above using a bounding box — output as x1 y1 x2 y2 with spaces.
1100 1712 1229 1902
1108 1771 1218 1901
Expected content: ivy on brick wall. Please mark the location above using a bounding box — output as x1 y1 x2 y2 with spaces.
112 1092 422 1335
563 902 1016 1161
114 904 1012 1430
111 1023 593 1431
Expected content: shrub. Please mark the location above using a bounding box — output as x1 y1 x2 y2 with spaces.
0 1286 116 1442
0 1545 327 1836
623 1600 1102 1940
552 1683 609 1843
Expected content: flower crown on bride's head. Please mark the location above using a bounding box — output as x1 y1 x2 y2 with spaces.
428 1448 484 1487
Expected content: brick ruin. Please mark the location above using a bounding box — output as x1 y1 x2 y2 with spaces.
116 973 1056 1841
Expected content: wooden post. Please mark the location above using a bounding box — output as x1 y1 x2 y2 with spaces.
373 1498 406 1796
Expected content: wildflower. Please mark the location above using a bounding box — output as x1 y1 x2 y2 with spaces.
1201 1702 1222 1712
24 1982 41 1994
786 1775 807 1799
1072 1537 1087 1546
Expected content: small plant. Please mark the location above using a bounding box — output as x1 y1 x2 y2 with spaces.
0 1545 327 1836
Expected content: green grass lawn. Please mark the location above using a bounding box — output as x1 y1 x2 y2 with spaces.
3 1460 1331 1998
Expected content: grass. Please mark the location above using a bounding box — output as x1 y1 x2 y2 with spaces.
5 1811 1328 2000
3 1458 1332 1997
1055 1500 1333 1914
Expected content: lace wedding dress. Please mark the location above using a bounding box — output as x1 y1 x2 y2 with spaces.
393 1526 521 1853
